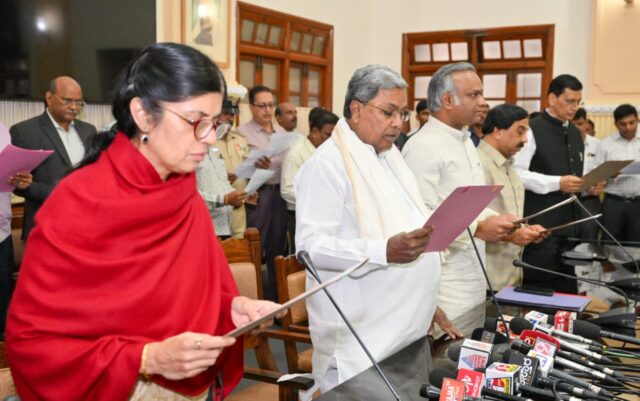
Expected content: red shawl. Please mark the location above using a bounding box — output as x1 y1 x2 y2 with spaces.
6 132 243 400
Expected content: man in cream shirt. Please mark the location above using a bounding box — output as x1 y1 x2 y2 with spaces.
295 65 440 393
403 62 540 323
281 109 338 252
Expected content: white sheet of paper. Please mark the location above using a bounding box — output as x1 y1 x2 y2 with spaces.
268 132 298 155
245 169 276 194
224 258 369 338
620 161 640 175
234 149 270 179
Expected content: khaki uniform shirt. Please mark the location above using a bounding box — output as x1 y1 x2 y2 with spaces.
477 140 525 290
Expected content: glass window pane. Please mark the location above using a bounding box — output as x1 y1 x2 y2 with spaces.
523 38 543 58
239 60 255 89
486 99 505 109
414 76 431 99
517 99 541 113
517 73 542 98
255 23 268 44
308 96 320 108
289 95 301 106
451 42 468 61
289 66 301 93
301 33 314 53
290 31 301 51
482 41 501 59
312 35 325 55
263 62 278 90
503 39 522 58
414 44 431 62
432 43 449 62
240 19 254 42
482 74 507 98
268 25 281 47
308 69 320 94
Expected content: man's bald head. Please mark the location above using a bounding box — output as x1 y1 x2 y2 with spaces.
45 76 85 129
275 102 297 132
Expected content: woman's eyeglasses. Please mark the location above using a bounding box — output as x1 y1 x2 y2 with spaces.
164 108 221 140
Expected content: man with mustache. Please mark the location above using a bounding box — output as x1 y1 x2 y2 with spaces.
10 76 96 240
477 104 547 290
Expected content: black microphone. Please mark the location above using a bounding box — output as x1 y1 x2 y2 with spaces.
296 251 402 401
512 259 636 329
573 318 640 346
555 350 624 379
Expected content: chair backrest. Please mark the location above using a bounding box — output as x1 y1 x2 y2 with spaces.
274 255 308 329
221 228 263 300
0 342 16 399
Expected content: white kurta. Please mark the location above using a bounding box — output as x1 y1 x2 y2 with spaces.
295 130 440 392
403 117 495 322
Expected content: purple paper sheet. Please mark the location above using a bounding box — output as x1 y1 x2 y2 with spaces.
495 286 591 312
0 144 53 192
424 185 503 252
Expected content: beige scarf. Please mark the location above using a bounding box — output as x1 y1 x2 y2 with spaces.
332 118 429 240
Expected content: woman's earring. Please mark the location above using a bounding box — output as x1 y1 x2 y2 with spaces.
141 134 149 144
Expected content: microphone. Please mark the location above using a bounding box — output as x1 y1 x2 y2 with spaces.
429 368 533 401
296 251 402 401
555 349 623 379
512 259 636 329
573 318 640 346
510 318 614 364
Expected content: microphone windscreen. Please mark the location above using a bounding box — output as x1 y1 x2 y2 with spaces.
509 317 533 334
490 343 510 363
447 342 462 362
471 328 484 341
429 368 456 388
572 319 601 340
501 348 514 363
484 317 498 331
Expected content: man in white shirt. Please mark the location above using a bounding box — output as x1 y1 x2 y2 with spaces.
596 104 640 242
10 76 96 240
296 65 441 393
281 109 338 252
275 102 300 134
403 62 528 323
513 74 587 293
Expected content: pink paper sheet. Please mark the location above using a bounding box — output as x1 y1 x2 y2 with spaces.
0 144 53 192
424 185 503 252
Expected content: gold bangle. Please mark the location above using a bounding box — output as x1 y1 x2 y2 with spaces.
141 343 151 380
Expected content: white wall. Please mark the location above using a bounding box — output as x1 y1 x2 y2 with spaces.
240 0 593 111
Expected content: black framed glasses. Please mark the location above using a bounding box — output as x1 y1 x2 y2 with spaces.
252 102 275 110
164 108 220 140
54 94 85 108
364 102 411 122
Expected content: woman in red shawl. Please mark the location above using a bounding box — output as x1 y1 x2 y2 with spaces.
6 43 279 401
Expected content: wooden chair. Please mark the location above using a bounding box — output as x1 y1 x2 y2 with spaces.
221 229 313 401
274 255 313 374
0 342 16 400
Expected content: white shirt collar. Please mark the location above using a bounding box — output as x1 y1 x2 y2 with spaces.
46 109 75 131
427 115 470 142
340 118 389 160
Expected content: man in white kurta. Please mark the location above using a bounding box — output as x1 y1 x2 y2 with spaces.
295 65 441 393
403 63 526 324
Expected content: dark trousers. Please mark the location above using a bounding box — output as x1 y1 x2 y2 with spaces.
602 195 640 242
246 185 288 301
1 234 14 339
286 210 296 255
577 196 602 241
522 236 578 294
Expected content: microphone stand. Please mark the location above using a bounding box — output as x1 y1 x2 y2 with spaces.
574 197 640 276
297 251 402 401
466 228 511 340
512 259 637 329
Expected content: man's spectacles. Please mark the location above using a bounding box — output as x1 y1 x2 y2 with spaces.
164 108 220 140
252 102 275 110
364 102 411 122
54 94 85 108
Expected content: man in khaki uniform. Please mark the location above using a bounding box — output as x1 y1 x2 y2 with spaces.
215 99 251 238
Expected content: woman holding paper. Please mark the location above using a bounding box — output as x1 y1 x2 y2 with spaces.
6 43 279 401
